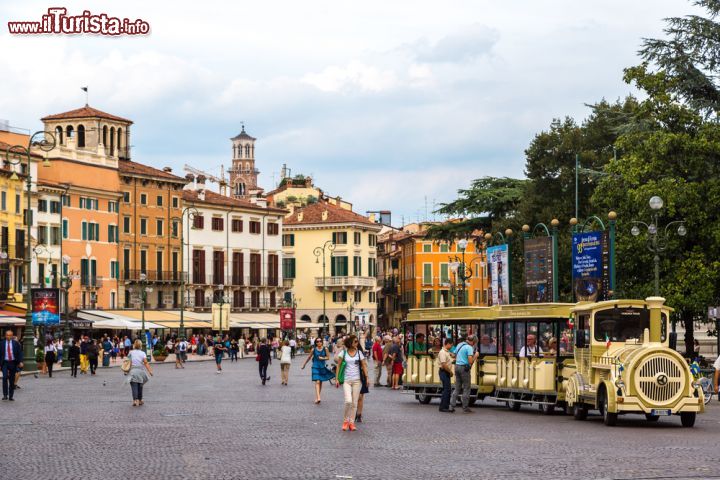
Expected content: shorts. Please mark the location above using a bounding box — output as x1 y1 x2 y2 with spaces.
215 354 223 365
392 363 404 375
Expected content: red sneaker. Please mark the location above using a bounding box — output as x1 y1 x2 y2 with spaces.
342 420 350 431
348 422 357 431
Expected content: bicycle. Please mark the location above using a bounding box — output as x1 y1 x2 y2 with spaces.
698 376 714 405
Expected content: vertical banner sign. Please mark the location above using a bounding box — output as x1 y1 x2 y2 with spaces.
355 311 370 329
31 288 60 326
524 237 553 303
279 308 296 330
572 231 609 302
487 245 509 305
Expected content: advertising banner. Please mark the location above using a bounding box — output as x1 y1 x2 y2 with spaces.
279 308 296 330
31 288 60 326
572 231 609 302
211 303 231 331
524 236 553 303
487 244 509 305
354 311 370 328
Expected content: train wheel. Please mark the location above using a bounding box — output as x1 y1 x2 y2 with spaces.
599 391 618 426
680 412 696 428
573 403 587 420
541 403 555 415
645 413 660 422
508 401 521 411
415 391 432 404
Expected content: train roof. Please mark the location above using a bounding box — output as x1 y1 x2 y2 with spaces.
405 298 672 323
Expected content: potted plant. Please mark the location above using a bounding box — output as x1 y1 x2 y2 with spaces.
152 344 168 362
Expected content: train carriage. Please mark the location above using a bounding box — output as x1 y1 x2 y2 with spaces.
402 297 704 427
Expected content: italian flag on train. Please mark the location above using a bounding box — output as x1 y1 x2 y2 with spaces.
605 333 611 349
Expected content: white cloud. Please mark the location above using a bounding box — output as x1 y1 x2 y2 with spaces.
302 61 398 93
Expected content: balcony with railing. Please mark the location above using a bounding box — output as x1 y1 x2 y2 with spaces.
314 276 376 289
188 274 285 288
122 270 186 283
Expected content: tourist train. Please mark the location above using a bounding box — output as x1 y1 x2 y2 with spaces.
402 297 704 427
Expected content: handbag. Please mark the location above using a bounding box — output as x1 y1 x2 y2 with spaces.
121 357 131 373
337 351 347 385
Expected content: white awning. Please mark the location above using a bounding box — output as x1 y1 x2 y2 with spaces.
77 310 164 330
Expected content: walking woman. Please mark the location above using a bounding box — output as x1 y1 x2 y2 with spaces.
336 335 368 431
44 339 57 378
279 340 292 385
125 339 153 406
301 337 334 404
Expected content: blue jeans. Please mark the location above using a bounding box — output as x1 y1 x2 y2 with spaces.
439 369 452 410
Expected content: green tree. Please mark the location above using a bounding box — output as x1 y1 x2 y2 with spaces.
592 65 720 356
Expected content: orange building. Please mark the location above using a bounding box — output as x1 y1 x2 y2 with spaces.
39 106 128 309
118 161 188 309
393 224 490 312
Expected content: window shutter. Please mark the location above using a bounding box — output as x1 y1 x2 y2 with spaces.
81 222 87 240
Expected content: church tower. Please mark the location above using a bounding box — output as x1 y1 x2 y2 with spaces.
229 125 258 199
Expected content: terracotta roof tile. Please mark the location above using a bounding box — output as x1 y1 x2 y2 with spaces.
182 189 286 214
119 159 187 182
41 105 133 124
284 200 376 226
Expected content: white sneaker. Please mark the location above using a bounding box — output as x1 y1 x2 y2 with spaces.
216 371 221 374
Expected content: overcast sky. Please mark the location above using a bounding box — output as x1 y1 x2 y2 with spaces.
0 0 697 225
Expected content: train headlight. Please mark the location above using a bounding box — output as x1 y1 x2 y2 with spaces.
615 378 625 389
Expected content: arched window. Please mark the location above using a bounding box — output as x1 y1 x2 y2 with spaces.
300 315 311 322
251 145 254 158
55 126 63 145
102 125 107 146
117 128 122 150
238 144 243 158
66 125 74 139
109 127 115 156
245 145 250 156
234 183 246 197
77 125 85 148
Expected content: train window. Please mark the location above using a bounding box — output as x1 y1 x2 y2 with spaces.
594 308 650 342
478 323 497 354
661 313 667 342
559 321 574 355
538 321 554 354
409 324 429 355
514 322 526 355
575 313 591 348
502 322 514 355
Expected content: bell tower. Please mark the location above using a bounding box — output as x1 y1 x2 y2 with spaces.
229 124 258 199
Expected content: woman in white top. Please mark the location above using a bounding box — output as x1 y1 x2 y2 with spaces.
279 340 292 385
44 339 57 377
124 339 154 406
336 334 368 432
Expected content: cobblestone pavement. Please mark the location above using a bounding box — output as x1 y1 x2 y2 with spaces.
1 357 720 480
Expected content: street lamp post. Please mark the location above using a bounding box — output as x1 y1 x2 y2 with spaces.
175 206 199 338
132 273 153 353
314 240 335 334
346 298 359 333
448 238 472 306
60 255 73 367
4 130 56 371
216 284 229 335
631 195 687 297
484 229 514 305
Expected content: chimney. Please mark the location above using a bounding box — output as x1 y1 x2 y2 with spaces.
321 210 328 221
298 212 304 222
197 175 206 185
198 189 205 201
163 167 172 172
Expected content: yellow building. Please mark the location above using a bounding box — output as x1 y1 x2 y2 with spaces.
0 130 40 303
282 198 382 334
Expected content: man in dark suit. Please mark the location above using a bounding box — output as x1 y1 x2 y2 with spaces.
0 329 24 401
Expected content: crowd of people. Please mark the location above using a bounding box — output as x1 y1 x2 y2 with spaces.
1 326 493 431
